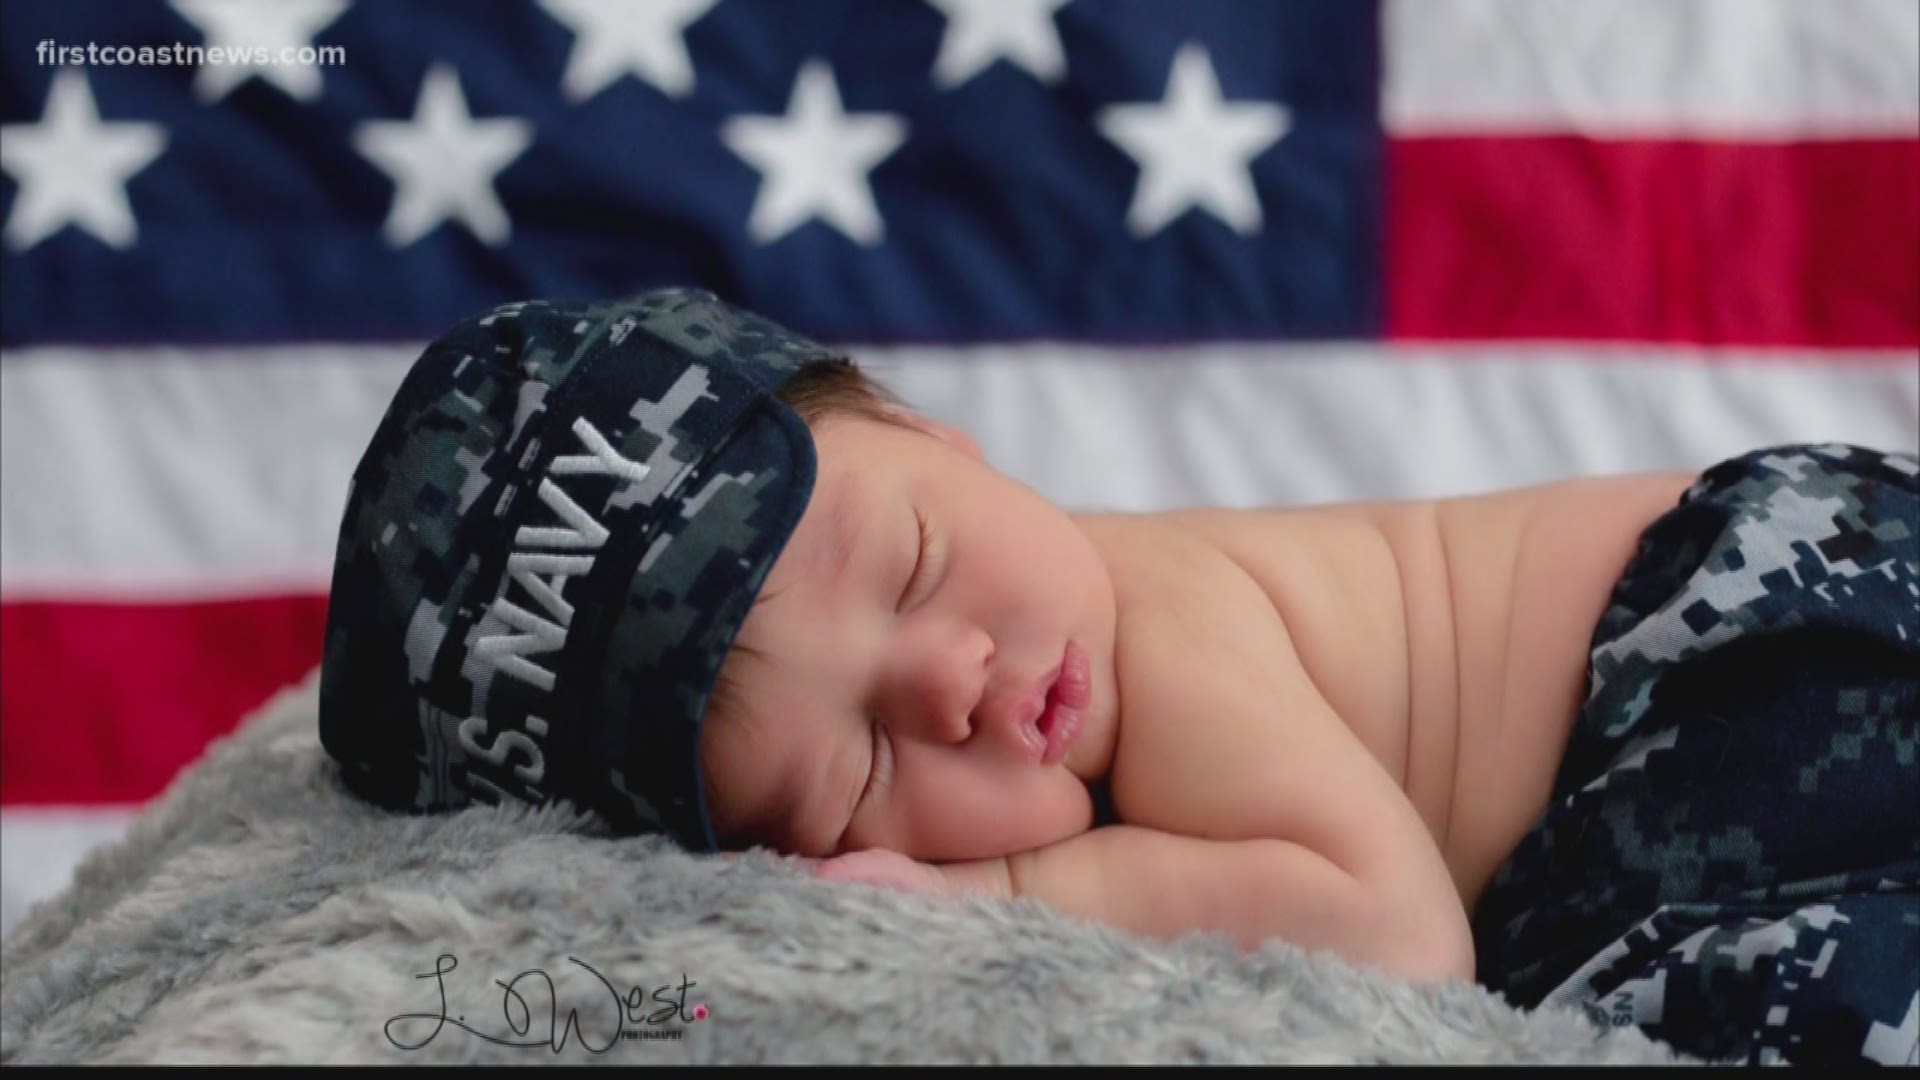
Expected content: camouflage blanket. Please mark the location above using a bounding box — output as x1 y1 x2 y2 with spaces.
1473 443 1920 1067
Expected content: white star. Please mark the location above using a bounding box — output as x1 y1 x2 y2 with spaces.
1095 43 1289 238
170 0 349 102
925 0 1071 89
0 72 167 251
538 0 717 101
352 64 533 247
720 61 907 246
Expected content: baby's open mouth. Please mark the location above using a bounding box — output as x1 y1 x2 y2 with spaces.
1035 642 1089 766
1037 680 1065 737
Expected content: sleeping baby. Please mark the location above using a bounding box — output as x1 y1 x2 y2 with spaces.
319 289 1918 1067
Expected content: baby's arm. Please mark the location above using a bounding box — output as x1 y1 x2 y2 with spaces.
934 824 1468 983
1100 518 1474 978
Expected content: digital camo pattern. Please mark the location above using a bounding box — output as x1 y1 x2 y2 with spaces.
1471 443 1920 1066
319 287 828 855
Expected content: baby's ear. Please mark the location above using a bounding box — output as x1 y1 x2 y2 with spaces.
881 404 984 460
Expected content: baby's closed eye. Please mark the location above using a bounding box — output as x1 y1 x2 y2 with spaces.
899 505 944 611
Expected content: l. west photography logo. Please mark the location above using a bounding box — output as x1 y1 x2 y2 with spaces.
385 952 709 1054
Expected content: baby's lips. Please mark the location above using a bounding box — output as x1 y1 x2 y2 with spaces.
1054 640 1092 710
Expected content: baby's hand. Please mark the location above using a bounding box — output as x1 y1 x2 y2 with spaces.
811 847 949 895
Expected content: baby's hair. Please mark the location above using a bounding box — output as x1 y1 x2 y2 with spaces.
699 356 917 844
771 354 913 429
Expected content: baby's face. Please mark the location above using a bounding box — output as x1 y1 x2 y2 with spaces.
699 408 1117 862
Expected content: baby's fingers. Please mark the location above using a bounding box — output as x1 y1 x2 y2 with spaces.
812 848 946 893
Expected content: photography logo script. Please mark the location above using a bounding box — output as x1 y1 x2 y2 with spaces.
385 952 708 1053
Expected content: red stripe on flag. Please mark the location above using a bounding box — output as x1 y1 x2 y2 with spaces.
0 595 328 805
1385 137 1920 347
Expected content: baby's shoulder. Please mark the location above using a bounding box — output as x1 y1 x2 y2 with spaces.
1073 502 1438 792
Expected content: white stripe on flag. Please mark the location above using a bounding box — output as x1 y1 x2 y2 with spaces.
1 347 409 599
862 344 1920 509
1384 0 1920 136
6 343 1914 595
0 807 139 942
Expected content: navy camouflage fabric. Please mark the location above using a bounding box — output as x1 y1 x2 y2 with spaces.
1472 443 1920 1067
319 288 831 854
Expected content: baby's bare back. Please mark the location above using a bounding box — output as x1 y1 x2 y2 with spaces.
1072 467 1696 916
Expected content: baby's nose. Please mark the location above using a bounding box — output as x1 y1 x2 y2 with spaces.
914 670 979 745
899 626 992 743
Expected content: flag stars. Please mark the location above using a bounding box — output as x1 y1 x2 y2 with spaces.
169 0 349 102
538 0 718 101
352 63 534 247
925 0 1072 89
0 72 168 251
3 16 1300 257
721 61 908 246
1096 44 1290 238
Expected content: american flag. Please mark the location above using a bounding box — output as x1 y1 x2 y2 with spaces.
2 0 1915 937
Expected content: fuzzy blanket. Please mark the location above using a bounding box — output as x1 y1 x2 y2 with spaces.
0 671 1712 1064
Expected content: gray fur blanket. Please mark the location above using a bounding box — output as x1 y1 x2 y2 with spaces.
0 671 1709 1064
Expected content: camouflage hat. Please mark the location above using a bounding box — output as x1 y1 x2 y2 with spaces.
318 287 829 853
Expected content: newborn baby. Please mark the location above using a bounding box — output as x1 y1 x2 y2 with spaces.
321 290 1919 1067
694 352 1693 979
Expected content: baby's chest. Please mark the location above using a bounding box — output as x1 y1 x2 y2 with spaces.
1084 500 1568 907
1084 512 1467 889
1145 505 1468 842
1084 479 1694 911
